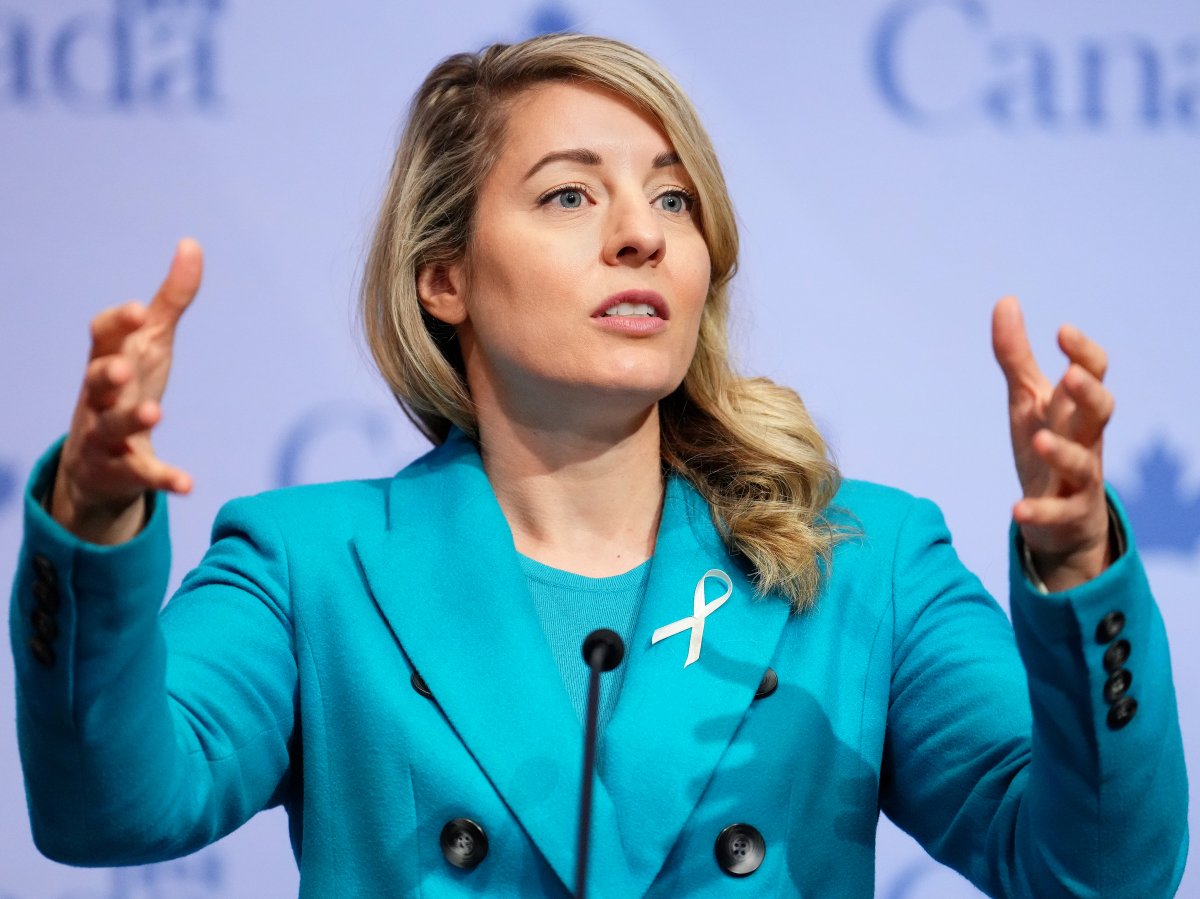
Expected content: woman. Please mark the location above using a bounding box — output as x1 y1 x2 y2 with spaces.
11 33 1187 898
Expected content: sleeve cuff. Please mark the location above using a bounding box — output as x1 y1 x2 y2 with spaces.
1017 492 1128 595
20 437 171 616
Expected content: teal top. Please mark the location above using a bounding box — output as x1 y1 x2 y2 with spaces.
519 554 650 733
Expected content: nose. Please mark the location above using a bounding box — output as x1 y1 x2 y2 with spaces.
602 193 665 267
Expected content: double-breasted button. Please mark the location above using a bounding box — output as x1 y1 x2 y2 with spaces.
33 580 59 614
1107 696 1138 730
1103 669 1132 704
1095 611 1125 644
29 637 55 668
411 671 434 700
714 823 765 877
440 818 488 869
1103 639 1131 673
754 668 778 700
30 608 58 642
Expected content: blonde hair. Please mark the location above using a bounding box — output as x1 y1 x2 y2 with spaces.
360 33 842 610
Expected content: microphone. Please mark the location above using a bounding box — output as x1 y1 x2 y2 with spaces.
575 628 625 899
583 628 625 673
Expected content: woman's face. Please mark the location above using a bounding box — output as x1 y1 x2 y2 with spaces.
422 80 712 425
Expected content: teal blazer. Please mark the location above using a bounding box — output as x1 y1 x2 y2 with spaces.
10 431 1188 897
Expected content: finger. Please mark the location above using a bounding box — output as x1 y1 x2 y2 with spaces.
82 355 135 410
992 296 1048 394
147 237 204 328
1058 323 1108 382
88 301 148 361
1031 429 1100 491
89 400 162 450
1043 375 1077 438
1013 493 1091 529
1062 364 1115 446
121 446 193 495
80 438 193 496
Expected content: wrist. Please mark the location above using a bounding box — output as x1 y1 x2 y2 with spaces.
1021 501 1123 594
49 469 148 546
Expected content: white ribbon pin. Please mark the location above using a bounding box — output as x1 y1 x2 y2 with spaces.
651 569 733 668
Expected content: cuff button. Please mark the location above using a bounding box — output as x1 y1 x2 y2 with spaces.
31 554 56 586
1103 639 1131 673
1103 669 1132 704
30 608 58 642
28 637 55 668
1095 611 1125 644
1107 696 1138 730
32 580 60 613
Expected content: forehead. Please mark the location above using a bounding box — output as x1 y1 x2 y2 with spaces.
498 81 675 165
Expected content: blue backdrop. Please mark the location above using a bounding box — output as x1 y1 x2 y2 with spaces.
2 1 1197 896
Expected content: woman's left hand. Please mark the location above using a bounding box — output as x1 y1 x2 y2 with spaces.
992 296 1115 593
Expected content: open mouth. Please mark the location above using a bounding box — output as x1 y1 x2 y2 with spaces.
593 290 669 320
603 302 658 317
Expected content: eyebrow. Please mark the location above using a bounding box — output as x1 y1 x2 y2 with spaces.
523 149 683 180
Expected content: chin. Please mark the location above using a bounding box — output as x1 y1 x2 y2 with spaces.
587 375 683 411
594 361 678 392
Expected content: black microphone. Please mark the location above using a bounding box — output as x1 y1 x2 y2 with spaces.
575 628 625 899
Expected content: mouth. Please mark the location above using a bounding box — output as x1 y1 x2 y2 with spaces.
592 290 669 321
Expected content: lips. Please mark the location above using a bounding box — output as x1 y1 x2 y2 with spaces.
592 290 669 320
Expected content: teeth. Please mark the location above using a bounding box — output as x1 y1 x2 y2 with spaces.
603 302 657 317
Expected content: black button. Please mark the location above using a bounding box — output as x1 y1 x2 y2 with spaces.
715 823 766 877
754 668 778 700
32 555 56 587
411 671 434 700
29 637 55 667
1107 696 1138 730
440 818 488 869
1095 611 1125 644
33 580 59 613
1103 639 1131 673
1103 669 1132 704
30 608 58 642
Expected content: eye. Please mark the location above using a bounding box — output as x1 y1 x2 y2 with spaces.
654 188 696 215
557 189 584 209
538 183 590 209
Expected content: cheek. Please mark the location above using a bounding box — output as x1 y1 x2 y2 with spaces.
680 247 713 320
463 252 585 370
677 228 711 277
471 225 592 315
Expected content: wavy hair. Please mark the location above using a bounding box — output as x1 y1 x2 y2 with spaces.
360 33 842 610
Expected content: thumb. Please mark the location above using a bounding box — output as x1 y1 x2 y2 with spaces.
149 237 204 327
991 295 1042 392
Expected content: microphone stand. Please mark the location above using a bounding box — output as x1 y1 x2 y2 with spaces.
575 628 625 899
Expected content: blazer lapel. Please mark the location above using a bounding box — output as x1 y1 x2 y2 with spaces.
601 476 792 896
351 433 634 897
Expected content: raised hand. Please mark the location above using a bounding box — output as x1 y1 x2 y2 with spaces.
51 239 203 545
992 296 1114 593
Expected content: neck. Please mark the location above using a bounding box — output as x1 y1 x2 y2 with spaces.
476 401 666 578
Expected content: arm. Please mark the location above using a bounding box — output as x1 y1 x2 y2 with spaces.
11 239 298 864
883 298 1187 896
879 492 1187 898
11 444 297 865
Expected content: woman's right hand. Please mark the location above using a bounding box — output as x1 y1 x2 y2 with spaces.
51 238 203 545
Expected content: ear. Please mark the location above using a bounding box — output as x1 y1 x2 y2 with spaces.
417 262 468 325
